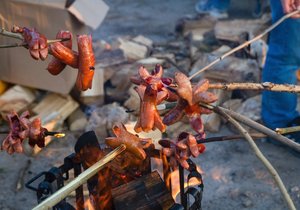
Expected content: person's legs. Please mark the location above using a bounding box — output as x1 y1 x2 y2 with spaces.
262 0 300 130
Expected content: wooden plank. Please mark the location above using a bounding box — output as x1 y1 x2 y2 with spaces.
112 171 175 210
0 85 36 115
24 93 79 155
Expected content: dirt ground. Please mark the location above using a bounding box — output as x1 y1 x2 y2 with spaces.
0 0 299 210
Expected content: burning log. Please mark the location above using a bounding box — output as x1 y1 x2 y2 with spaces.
32 137 126 210
112 171 175 210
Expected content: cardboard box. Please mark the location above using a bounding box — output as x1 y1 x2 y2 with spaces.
0 0 108 94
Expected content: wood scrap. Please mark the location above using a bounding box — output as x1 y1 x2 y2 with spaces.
85 103 129 142
119 38 149 61
24 93 78 155
15 159 31 192
124 85 140 115
106 64 137 103
132 35 153 48
0 85 36 115
189 54 260 83
80 63 104 105
136 57 165 70
202 89 231 132
95 49 127 68
67 108 88 131
175 15 216 37
214 18 270 42
112 171 174 210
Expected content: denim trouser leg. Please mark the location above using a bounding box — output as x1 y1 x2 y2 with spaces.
261 0 300 129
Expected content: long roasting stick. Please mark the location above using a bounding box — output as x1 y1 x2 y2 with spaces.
216 107 296 210
0 28 70 48
208 82 300 93
32 144 126 210
188 9 300 80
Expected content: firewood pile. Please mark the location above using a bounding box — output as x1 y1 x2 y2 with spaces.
0 16 270 153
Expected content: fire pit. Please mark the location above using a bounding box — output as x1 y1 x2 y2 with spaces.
26 131 203 210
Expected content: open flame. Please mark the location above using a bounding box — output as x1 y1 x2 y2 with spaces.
84 198 95 210
171 165 204 202
54 133 65 138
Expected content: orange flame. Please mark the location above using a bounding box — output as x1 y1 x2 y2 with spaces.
171 165 204 202
84 198 95 210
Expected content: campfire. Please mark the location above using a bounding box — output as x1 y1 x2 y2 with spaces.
26 130 204 210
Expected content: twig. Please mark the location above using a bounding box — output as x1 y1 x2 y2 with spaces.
15 159 31 192
162 81 300 95
276 126 300 135
188 9 300 80
198 133 266 143
200 103 300 153
208 82 300 93
0 28 23 40
214 106 296 210
0 38 71 49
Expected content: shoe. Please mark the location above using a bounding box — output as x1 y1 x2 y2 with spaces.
195 1 228 19
195 0 211 14
209 9 228 19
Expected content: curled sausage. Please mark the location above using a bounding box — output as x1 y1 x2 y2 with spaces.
76 35 95 91
105 123 152 161
49 42 78 68
47 31 73 75
12 26 48 60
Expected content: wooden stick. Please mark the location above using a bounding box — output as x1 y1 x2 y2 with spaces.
208 82 300 93
163 81 300 95
276 126 300 135
200 103 300 153
0 28 23 40
188 9 300 80
32 144 126 210
199 133 266 143
0 38 71 48
215 106 296 210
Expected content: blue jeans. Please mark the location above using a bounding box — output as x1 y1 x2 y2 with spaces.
261 0 300 129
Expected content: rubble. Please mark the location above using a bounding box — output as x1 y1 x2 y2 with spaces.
214 18 270 42
85 103 129 142
190 54 260 83
118 37 149 60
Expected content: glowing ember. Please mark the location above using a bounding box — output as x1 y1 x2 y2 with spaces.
54 133 65 138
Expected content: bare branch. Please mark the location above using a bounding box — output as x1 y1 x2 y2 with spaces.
200 103 300 153
208 82 300 93
276 126 300 135
0 37 70 49
0 28 23 40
